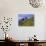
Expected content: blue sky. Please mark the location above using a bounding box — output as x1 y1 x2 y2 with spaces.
18 14 34 20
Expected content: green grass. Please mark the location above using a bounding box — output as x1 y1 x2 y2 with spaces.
19 18 34 26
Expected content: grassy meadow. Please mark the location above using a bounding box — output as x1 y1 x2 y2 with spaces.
18 14 34 26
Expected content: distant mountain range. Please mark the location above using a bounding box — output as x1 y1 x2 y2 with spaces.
18 14 34 20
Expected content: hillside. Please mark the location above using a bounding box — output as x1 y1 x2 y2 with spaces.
19 18 34 26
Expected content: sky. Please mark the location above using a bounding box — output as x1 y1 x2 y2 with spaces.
18 14 34 20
